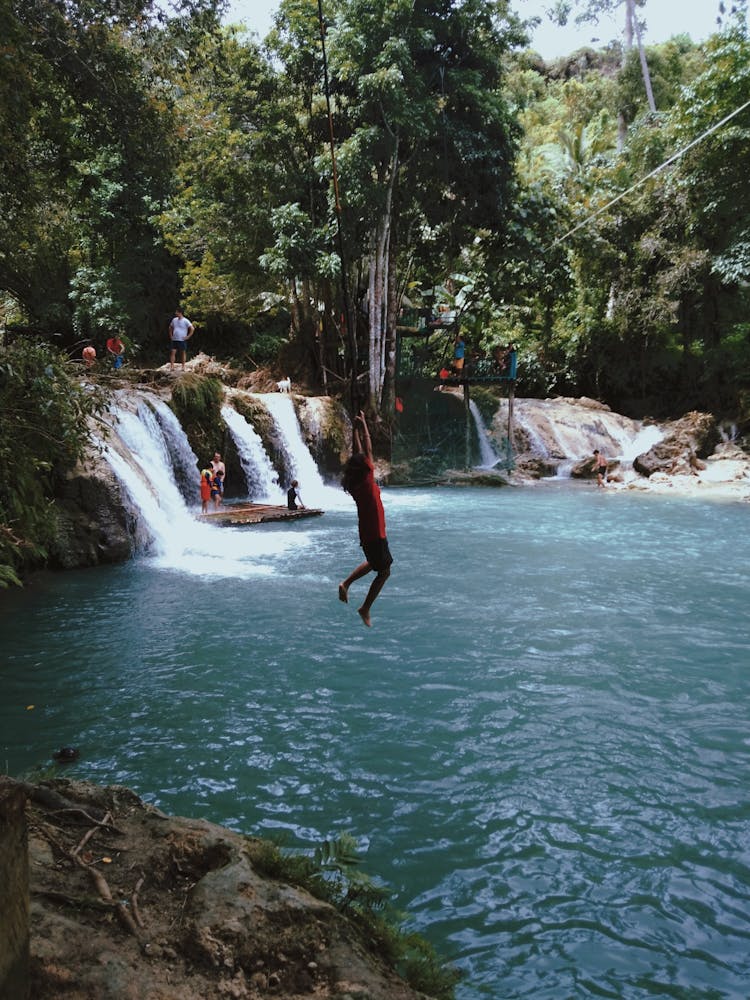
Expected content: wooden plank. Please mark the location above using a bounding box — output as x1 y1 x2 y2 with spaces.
201 504 324 526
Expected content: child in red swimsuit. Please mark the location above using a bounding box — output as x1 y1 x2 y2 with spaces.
200 466 213 513
338 412 393 627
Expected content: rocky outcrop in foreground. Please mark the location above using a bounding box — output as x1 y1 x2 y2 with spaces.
7 778 438 1000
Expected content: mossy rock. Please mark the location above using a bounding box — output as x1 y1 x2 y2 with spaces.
295 396 351 476
470 385 502 424
232 393 276 444
170 374 225 462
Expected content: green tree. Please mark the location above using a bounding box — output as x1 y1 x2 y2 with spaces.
312 0 524 414
0 0 222 350
0 341 106 584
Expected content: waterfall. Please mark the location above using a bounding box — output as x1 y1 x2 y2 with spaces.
719 421 738 443
101 399 310 578
500 398 667 477
619 424 664 464
468 400 501 469
221 404 284 504
148 396 200 502
513 407 552 458
114 402 195 531
259 394 344 509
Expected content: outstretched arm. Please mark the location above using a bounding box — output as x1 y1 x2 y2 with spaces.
355 411 373 460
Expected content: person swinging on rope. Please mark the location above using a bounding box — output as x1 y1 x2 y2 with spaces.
338 411 393 627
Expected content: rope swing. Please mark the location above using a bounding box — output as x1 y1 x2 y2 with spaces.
316 0 358 410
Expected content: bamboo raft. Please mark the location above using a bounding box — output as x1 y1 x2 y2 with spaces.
201 503 324 526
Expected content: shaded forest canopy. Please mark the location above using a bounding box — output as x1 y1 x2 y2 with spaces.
1 0 750 582
1 0 749 418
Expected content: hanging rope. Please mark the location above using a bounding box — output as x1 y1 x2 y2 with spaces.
553 97 750 246
316 0 358 412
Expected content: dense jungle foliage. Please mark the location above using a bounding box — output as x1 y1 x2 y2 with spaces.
1 0 749 581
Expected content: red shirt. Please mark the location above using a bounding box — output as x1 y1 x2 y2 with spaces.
349 457 386 544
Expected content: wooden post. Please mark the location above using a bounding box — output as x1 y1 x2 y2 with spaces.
0 778 29 1000
463 382 471 470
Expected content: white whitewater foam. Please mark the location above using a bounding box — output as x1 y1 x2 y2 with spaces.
102 403 309 579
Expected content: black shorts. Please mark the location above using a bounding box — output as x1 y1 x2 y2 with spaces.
362 537 393 572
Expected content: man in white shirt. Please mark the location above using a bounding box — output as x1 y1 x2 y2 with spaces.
168 307 194 370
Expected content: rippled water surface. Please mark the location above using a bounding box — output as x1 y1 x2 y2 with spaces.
2 485 750 998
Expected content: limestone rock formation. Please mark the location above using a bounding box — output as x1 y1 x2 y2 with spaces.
633 411 719 477
50 455 145 570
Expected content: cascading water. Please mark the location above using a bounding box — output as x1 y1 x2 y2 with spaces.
148 395 201 502
102 400 311 578
512 407 553 459
619 424 664 464
469 400 501 469
221 404 284 504
500 398 666 478
113 403 196 542
259 393 345 509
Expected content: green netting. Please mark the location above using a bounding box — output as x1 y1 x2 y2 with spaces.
391 376 514 484
396 330 517 383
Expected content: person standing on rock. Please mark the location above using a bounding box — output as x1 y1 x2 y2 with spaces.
106 333 125 370
593 449 607 487
200 464 213 514
338 412 393 627
168 307 194 371
211 452 225 481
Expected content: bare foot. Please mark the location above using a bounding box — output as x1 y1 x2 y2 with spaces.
338 583 348 604
357 607 371 627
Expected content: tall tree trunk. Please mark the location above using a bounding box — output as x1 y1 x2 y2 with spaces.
367 145 399 413
381 245 400 419
367 230 383 412
617 0 635 149
631 1 657 112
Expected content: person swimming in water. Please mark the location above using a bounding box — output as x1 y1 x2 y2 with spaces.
338 411 393 627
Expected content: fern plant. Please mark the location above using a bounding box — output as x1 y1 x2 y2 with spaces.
245 831 460 998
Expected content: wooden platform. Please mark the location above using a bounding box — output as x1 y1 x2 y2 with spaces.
201 503 324 526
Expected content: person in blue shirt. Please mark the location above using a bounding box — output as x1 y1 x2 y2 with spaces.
452 333 465 376
211 468 225 509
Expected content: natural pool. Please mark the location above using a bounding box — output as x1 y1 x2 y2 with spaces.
2 484 749 999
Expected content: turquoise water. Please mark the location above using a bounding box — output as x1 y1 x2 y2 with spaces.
2 484 750 998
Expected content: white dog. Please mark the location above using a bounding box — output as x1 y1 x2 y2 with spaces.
277 377 291 393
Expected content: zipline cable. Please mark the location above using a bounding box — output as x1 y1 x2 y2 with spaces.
553 97 750 246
